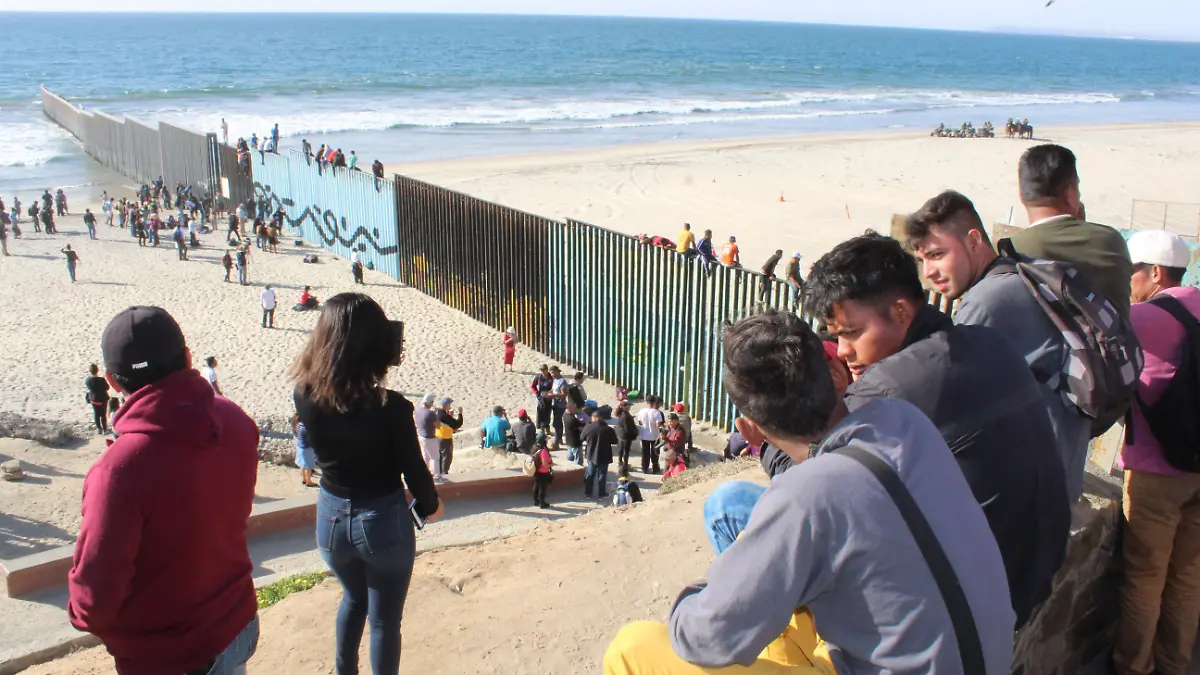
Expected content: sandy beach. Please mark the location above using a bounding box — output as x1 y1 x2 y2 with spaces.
2 121 1199 559
397 122 1200 273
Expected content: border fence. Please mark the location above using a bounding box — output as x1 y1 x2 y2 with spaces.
43 86 961 431
40 86 251 202
1130 200 1200 241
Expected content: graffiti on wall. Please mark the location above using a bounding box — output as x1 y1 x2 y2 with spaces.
253 181 398 255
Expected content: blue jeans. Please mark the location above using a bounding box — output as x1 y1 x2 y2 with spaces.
317 488 416 675
203 615 259 675
66 261 76 282
704 480 767 554
585 462 610 498
566 446 582 465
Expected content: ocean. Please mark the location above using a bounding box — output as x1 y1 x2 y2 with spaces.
2 13 1200 196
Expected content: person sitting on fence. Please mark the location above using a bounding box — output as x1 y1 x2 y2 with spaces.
348 150 359 171
695 229 716 272
636 233 676 250
372 159 385 180
719 235 741 268
297 286 320 310
676 223 695 255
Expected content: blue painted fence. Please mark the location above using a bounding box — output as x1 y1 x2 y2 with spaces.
250 150 400 280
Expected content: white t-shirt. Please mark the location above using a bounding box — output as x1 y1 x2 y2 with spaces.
260 288 277 310
201 366 219 391
636 407 664 441
351 251 362 265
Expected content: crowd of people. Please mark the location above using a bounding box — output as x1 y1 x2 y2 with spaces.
54 142 1198 675
639 223 807 309
603 144 1199 675
223 119 387 183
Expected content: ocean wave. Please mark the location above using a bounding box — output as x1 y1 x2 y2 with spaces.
153 87 1136 141
2 85 1181 168
0 121 77 168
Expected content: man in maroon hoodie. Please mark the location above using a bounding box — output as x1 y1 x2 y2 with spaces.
68 306 261 675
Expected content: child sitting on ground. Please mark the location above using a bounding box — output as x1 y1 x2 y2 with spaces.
613 466 645 506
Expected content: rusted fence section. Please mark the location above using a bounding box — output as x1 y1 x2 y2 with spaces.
390 177 791 430
394 175 553 352
547 218 795 430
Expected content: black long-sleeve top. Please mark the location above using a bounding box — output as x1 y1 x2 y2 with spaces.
294 388 439 516
436 408 464 432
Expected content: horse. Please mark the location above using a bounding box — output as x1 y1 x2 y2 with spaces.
1005 118 1018 138
1019 122 1034 139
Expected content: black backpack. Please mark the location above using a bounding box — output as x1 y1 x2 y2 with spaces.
990 239 1144 437
1134 295 1200 473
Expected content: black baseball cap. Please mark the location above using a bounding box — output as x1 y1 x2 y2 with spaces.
102 306 186 377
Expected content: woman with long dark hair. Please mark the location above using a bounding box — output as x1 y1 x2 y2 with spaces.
291 293 443 675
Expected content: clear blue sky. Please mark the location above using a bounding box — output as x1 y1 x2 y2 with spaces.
4 0 1198 42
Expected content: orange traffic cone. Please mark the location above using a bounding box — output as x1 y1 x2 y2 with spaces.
779 192 786 203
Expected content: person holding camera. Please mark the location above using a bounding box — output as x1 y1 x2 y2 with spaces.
291 293 443 675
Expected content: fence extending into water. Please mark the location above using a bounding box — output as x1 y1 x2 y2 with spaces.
40 86 249 201
44 87 945 430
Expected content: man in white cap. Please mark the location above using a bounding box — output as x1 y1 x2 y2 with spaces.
414 393 444 483
1113 229 1200 675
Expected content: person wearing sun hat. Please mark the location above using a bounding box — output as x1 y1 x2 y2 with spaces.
68 306 261 675
1113 228 1200 675
502 326 517 373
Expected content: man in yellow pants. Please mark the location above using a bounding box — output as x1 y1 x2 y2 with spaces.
604 311 1014 674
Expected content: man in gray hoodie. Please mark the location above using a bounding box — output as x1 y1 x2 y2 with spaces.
603 310 1014 675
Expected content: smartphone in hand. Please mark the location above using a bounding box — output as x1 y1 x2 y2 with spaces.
409 499 426 530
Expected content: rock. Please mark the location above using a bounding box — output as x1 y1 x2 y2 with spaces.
0 412 83 447
1 459 24 481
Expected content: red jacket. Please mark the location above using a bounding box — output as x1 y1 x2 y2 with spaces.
664 458 687 479
68 369 259 674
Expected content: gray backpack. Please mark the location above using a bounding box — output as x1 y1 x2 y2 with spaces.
991 239 1144 437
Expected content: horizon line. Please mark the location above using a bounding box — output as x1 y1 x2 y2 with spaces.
0 10 1197 44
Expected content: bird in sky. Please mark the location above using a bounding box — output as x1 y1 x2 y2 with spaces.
1045 0 1056 5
